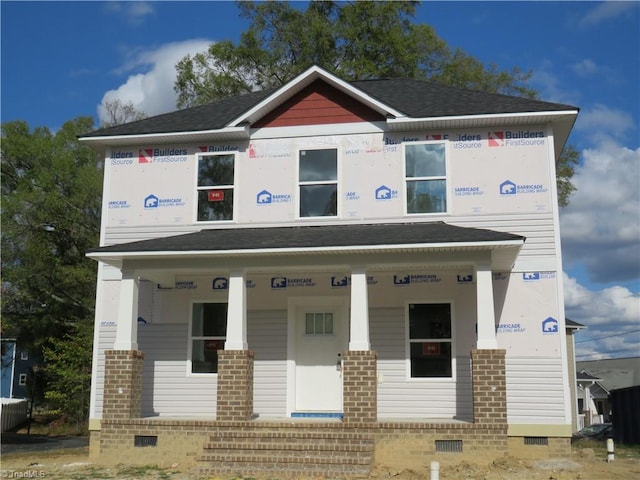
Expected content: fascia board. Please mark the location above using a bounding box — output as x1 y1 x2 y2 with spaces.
86 239 524 262
386 110 579 129
78 126 250 147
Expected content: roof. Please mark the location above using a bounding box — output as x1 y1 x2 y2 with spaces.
577 358 640 391
81 66 578 140
566 318 586 330
89 222 524 255
577 371 602 382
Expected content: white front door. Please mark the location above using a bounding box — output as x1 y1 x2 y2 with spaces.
292 301 348 413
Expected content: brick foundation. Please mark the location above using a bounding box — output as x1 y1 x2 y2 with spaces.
216 350 254 421
471 349 507 426
103 350 144 420
342 350 377 423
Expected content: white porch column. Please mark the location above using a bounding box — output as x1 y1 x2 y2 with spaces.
475 263 498 349
349 267 370 351
113 271 139 350
225 270 248 350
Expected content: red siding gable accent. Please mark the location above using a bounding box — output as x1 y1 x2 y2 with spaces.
252 80 385 128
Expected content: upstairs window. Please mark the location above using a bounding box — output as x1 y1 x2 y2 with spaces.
299 149 338 217
408 303 453 378
190 302 227 374
196 153 234 221
405 142 447 214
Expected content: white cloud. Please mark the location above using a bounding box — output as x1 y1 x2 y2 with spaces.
560 140 640 284
104 1 155 26
574 104 635 143
571 58 598 77
577 1 638 28
564 273 640 360
97 39 212 125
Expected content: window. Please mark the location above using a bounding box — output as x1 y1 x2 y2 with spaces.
190 303 227 373
196 154 234 221
299 149 338 217
405 142 447 214
305 312 334 335
408 303 452 378
20 351 28 360
18 373 27 386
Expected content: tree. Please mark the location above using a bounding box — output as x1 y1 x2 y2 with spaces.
175 0 576 206
100 99 147 128
1 117 101 426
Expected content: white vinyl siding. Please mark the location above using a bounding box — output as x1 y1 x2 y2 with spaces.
506 356 566 424
139 324 217 418
93 323 116 418
248 310 288 417
371 307 472 420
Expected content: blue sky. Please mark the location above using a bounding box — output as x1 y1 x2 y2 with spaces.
2 1 639 361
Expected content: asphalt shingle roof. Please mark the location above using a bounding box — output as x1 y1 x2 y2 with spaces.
82 76 577 139
90 222 524 254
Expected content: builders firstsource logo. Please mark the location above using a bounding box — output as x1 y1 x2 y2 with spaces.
488 130 546 147
138 147 188 164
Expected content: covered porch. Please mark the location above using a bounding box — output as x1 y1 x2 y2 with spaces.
88 222 523 473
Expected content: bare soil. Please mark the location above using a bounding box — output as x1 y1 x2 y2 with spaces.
1 441 638 480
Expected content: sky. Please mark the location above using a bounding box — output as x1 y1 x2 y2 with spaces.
1 1 639 362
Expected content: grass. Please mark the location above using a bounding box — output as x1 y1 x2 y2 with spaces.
573 439 640 460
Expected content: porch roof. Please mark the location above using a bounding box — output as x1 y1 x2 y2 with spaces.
88 222 524 267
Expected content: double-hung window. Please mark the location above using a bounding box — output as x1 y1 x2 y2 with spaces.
190 302 227 374
408 303 453 378
299 148 338 217
405 142 447 214
196 153 235 221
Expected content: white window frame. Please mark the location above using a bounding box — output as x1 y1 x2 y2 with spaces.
403 141 450 215
18 373 28 386
194 152 237 223
405 300 456 381
20 351 28 361
187 300 227 376
297 147 340 219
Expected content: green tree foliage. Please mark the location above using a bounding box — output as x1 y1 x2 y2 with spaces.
42 321 93 430
1 117 101 424
174 0 576 206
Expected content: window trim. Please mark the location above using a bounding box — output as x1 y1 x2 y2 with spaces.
403 140 450 216
405 300 456 381
296 147 340 219
18 373 27 386
187 300 228 376
194 152 237 223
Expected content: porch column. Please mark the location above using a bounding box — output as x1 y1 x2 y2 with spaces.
583 383 593 426
217 270 254 421
113 270 139 350
104 269 143 420
343 267 377 423
475 263 498 349
349 267 370 350
224 270 247 350
471 349 507 427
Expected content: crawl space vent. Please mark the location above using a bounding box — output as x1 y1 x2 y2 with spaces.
435 439 463 452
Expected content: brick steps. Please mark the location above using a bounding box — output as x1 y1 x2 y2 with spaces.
197 425 374 477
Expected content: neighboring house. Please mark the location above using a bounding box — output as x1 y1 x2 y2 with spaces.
565 318 586 432
576 356 640 429
80 66 579 475
1 339 35 399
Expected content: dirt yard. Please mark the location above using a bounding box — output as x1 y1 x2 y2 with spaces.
1 441 638 479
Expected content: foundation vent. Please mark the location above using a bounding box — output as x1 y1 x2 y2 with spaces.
435 439 463 453
524 436 548 446
134 435 158 447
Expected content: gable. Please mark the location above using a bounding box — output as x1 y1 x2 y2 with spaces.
252 79 385 128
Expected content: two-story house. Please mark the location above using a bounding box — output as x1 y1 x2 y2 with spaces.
81 66 579 476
